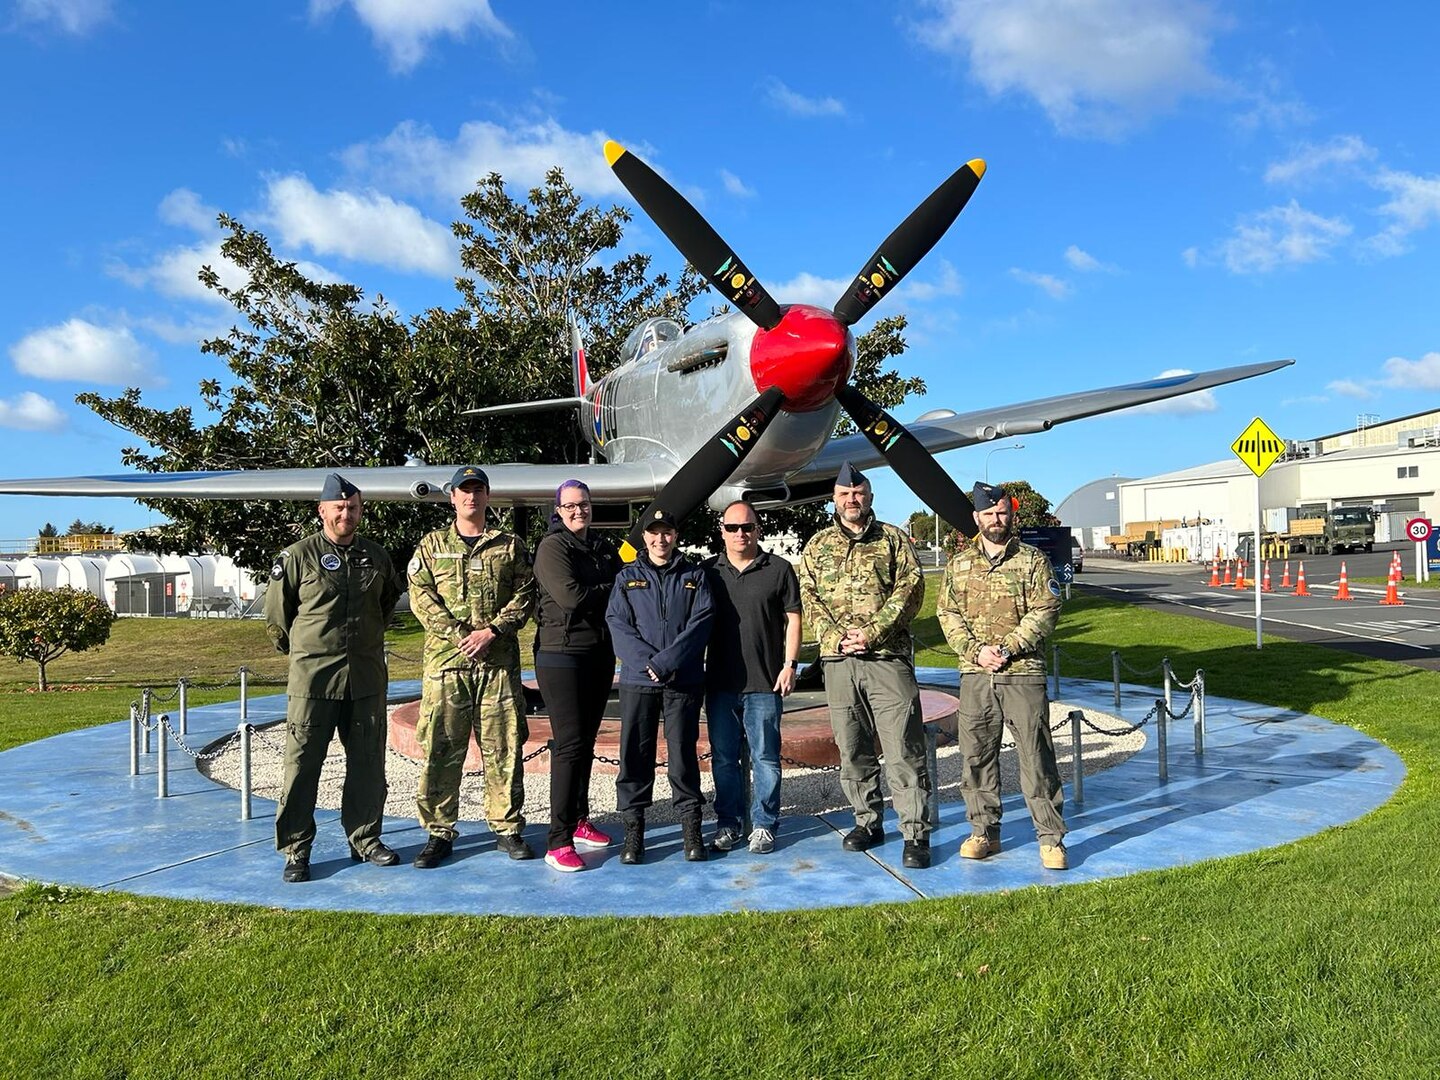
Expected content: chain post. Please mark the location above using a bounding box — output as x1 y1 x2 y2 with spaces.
1068 709 1084 805
1112 650 1122 710
157 715 169 799
1051 644 1060 699
238 722 252 821
178 678 189 735
1162 657 1174 721
141 688 152 755
128 703 139 776
1156 698 1168 783
238 666 249 725
1194 668 1206 756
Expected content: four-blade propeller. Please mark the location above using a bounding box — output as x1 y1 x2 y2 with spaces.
604 140 986 548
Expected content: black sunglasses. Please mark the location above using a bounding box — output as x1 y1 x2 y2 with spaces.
722 522 757 534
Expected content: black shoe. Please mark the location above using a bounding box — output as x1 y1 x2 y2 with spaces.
620 819 645 865
413 836 453 869
350 841 400 866
282 854 311 883
902 839 932 869
681 815 707 862
842 824 884 852
496 833 536 861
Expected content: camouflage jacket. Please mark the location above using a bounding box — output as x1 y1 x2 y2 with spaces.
408 523 536 673
264 531 401 700
937 535 1060 676
798 512 924 659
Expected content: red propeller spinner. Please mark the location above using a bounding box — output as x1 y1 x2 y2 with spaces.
748 305 854 413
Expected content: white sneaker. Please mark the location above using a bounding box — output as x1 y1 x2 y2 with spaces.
748 827 775 854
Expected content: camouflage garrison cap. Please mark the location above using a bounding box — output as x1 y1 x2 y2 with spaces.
970 481 1008 511
446 465 490 491
643 508 679 531
319 472 359 501
834 461 868 487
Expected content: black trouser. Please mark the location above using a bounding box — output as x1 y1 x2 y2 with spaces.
536 651 615 850
615 684 704 819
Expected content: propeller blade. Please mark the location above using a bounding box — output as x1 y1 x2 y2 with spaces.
626 386 786 552
605 140 783 330
836 385 978 537
833 159 986 327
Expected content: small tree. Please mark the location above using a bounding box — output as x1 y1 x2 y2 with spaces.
0 587 116 691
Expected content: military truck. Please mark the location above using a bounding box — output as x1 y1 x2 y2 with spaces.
1240 507 1376 561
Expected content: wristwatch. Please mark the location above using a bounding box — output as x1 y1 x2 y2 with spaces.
996 645 1011 662
784 659 799 670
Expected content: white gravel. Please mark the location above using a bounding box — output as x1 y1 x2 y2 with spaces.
201 700 1144 831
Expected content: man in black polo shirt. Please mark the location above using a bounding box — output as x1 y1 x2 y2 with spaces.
704 501 802 854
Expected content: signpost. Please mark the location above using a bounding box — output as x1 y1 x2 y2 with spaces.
1406 517 1432 583
1231 417 1286 649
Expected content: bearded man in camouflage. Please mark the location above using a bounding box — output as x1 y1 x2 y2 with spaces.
408 466 537 868
937 481 1067 871
798 462 932 870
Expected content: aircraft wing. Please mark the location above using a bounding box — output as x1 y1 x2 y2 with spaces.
783 358 1294 496
0 460 675 508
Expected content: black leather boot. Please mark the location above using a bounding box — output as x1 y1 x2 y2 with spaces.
620 815 645 865
681 814 707 862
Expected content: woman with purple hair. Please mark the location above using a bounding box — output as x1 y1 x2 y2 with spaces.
532 480 623 872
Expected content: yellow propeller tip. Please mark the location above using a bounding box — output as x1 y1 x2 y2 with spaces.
618 539 639 563
968 158 987 179
604 140 627 167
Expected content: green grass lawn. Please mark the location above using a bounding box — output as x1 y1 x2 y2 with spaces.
3 594 1439 1078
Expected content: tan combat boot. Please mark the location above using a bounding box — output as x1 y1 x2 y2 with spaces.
1039 842 1069 870
959 830 1001 860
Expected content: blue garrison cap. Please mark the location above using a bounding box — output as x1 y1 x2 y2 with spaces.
834 461 868 487
446 465 490 491
970 481 1008 511
319 472 359 501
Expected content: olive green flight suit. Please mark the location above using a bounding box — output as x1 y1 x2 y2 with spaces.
408 524 536 840
265 531 402 858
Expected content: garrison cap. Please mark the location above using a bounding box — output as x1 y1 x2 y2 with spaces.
970 481 1009 511
446 465 490 491
319 472 359 501
834 461 868 488
643 508 679 532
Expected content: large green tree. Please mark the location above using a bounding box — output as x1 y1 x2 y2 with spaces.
0 587 116 691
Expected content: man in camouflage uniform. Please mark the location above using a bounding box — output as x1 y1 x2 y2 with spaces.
937 481 1067 870
408 465 537 867
265 473 403 883
798 462 932 869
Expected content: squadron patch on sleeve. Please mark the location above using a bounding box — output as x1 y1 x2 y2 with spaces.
270 562 285 580
408 556 421 575
1048 578 1062 597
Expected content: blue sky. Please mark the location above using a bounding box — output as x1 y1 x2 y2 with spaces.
3 0 1439 539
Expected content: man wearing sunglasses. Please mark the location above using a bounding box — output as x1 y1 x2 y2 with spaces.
702 502 802 855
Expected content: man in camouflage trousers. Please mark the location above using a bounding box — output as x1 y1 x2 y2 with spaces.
266 473 403 883
798 462 932 870
408 466 538 867
937 481 1067 870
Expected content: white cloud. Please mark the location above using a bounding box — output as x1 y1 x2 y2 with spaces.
1181 246 1199 268
13 0 112 35
0 392 65 431
341 118 625 201
1130 369 1217 414
310 0 513 72
1064 244 1116 272
912 0 1225 138
158 188 221 233
1219 200 1351 274
263 175 456 275
769 271 853 309
1009 267 1071 299
1326 378 1376 400
1381 352 1440 391
720 169 755 198
1264 134 1375 186
901 259 965 301
9 319 159 386
109 237 242 305
763 78 846 118
1367 169 1440 256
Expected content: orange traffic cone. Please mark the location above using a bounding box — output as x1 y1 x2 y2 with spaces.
1261 561 1273 592
1280 560 1292 588
1207 555 1221 587
1294 562 1311 596
1380 562 1405 605
1222 560 1233 586
1334 561 1353 601
1234 559 1247 589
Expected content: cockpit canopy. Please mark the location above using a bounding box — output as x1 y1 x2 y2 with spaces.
622 318 683 363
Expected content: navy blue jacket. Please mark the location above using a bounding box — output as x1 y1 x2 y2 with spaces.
605 553 714 688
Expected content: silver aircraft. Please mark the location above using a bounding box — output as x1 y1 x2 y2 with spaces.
0 141 1292 543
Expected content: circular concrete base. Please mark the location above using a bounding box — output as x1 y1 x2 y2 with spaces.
387 680 959 773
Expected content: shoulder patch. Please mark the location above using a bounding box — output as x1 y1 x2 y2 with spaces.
407 556 421 575
270 562 285 580
1048 579 1062 597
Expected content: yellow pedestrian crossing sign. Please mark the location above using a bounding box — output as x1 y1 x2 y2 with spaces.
1231 416 1285 477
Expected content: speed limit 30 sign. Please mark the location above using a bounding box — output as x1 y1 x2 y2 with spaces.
1406 517 1432 542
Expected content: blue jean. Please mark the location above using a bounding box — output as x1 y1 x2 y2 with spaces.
705 690 782 833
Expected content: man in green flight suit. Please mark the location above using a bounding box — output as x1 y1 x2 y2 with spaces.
408 466 538 868
266 473 403 884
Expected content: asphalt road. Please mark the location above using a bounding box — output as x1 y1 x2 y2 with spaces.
1076 544 1440 671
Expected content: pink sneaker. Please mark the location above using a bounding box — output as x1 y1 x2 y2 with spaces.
544 845 585 873
573 819 612 848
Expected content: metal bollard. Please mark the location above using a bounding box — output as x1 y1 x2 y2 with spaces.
129 704 139 776
1051 644 1060 699
923 723 941 832
141 688 152 755
238 721 252 821
1162 657 1174 720
1112 650 1122 711
1069 709 1084 806
1156 698 1168 783
239 666 249 725
157 715 169 799
1194 669 1206 756
178 678 189 735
